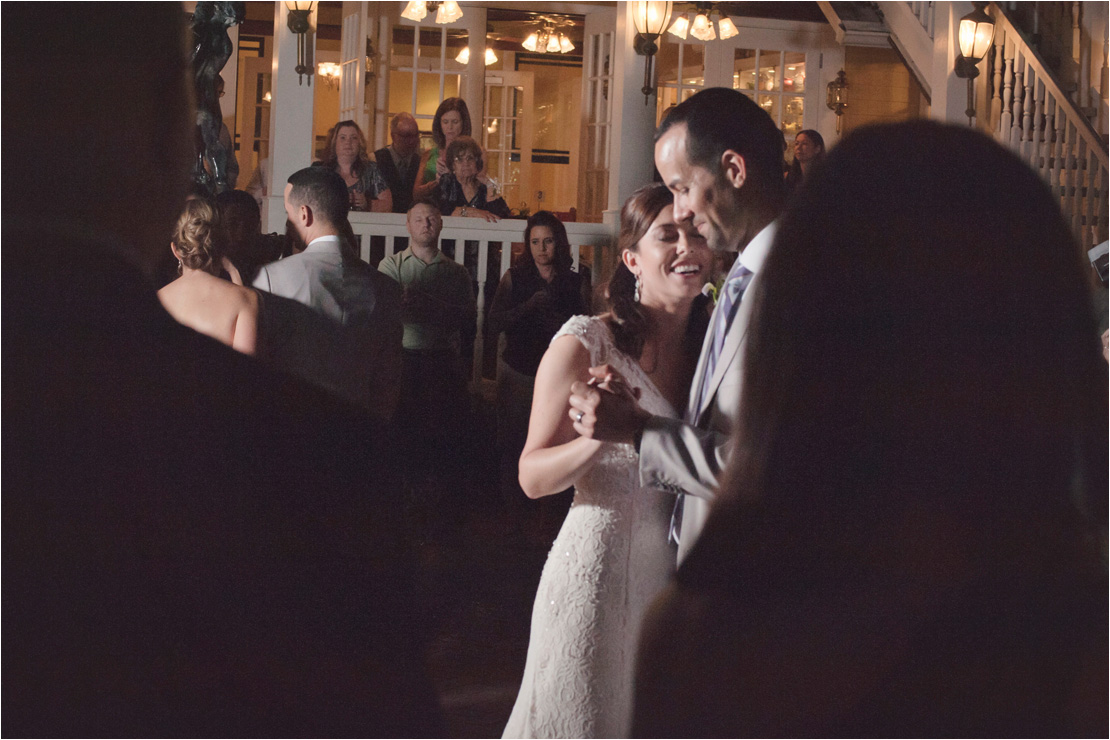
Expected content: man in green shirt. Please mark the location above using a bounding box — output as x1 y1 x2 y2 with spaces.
378 201 477 457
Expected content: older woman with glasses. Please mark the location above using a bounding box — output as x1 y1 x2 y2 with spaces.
436 136 511 222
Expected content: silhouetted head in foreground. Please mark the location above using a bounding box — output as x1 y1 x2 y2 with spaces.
699 119 1107 575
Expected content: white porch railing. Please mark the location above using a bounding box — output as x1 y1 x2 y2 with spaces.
986 3 1109 252
347 212 616 384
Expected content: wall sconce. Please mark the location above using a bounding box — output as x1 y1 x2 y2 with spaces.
631 1 673 104
456 47 499 66
826 69 848 134
317 61 340 89
401 1 463 25
286 1 314 86
667 4 739 42
954 2 996 125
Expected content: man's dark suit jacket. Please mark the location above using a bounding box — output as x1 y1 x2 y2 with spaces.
3 235 442 737
375 146 420 214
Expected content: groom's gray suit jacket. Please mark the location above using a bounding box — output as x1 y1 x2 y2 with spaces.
637 222 776 562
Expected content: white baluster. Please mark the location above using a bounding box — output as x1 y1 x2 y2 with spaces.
472 238 490 386
1031 77 1046 173
1098 161 1109 246
1010 52 1025 149
1021 55 1035 152
1062 122 1078 234
1001 36 1015 139
991 32 1004 134
1083 148 1097 250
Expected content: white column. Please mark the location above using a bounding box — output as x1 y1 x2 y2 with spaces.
265 1 318 232
460 7 488 129
605 2 660 219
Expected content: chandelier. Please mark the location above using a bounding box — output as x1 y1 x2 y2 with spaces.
522 21 575 54
401 1 463 24
667 3 738 42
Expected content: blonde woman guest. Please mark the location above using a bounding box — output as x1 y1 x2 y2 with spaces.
158 198 259 355
316 120 392 213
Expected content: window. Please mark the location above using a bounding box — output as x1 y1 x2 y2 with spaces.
734 48 807 149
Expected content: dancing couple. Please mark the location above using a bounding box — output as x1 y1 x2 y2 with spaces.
503 88 783 738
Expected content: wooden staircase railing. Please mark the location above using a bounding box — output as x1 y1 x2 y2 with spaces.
985 2 1108 251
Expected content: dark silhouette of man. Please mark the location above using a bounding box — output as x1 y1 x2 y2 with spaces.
2 5 441 735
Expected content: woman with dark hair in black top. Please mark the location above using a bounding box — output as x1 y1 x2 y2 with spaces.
488 211 588 514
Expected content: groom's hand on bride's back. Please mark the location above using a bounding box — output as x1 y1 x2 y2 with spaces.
568 364 649 444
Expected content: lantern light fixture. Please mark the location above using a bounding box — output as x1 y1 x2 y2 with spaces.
953 2 996 125
285 1 314 85
631 1 673 104
826 69 849 134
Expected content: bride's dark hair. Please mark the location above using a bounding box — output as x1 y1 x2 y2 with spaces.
606 183 710 360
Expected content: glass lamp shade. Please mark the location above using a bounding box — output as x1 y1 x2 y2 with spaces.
485 48 499 65
522 32 539 52
400 1 427 22
455 46 469 64
826 70 848 111
667 13 690 39
631 1 673 39
957 7 995 61
559 34 575 54
546 31 561 53
718 15 739 40
689 12 715 41
436 0 463 24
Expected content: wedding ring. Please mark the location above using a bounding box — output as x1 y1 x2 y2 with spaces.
575 411 584 423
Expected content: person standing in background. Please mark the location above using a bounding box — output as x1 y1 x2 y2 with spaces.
376 112 422 214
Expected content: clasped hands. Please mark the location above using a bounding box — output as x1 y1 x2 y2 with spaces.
568 365 651 444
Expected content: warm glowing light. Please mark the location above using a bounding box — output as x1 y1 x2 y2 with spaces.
522 32 539 52
689 12 715 41
436 0 463 24
630 1 673 38
456 46 499 65
667 13 690 39
559 34 575 53
263 91 272 102
546 31 561 53
957 7 995 60
717 15 739 40
400 1 427 22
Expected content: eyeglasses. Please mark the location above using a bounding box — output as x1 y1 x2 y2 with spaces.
453 154 478 163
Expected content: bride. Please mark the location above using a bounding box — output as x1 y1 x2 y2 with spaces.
503 184 713 738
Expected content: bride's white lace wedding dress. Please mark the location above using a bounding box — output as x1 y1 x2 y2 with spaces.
503 315 677 739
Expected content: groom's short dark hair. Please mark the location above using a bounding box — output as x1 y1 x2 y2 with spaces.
287 167 349 227
657 87 785 207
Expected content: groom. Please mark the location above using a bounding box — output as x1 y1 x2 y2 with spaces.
568 88 785 562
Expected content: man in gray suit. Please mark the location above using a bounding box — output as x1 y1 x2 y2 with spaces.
569 88 785 562
254 167 402 420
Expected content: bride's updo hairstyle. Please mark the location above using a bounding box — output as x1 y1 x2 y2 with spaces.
607 183 710 360
173 198 222 275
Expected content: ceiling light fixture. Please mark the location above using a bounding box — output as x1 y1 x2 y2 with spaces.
401 1 463 25
455 46 498 66
521 19 576 55
667 3 739 43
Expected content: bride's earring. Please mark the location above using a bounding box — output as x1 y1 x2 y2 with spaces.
633 275 641 303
